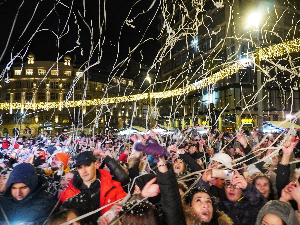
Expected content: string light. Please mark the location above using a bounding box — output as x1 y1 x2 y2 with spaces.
1 38 299 111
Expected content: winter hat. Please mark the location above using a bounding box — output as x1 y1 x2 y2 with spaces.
75 151 96 167
133 173 161 205
135 173 156 191
210 152 233 169
255 200 299 225
53 153 69 168
247 164 262 177
47 146 56 155
5 163 38 194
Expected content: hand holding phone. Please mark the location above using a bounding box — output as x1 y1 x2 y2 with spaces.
211 169 234 181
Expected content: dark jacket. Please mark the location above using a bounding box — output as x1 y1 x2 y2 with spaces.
100 155 130 187
196 178 267 225
0 173 57 224
156 165 186 225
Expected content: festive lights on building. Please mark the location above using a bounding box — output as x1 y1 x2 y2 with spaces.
1 38 300 111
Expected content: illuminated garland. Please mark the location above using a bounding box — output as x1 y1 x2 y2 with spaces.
1 38 300 111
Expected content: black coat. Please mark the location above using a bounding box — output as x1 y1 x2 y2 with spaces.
100 155 130 187
0 177 57 224
156 165 186 225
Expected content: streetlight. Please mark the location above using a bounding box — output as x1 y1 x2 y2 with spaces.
247 11 263 132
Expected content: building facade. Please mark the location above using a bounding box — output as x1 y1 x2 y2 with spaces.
157 0 300 131
0 54 143 136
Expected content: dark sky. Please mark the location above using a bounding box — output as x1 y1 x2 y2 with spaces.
0 0 161 70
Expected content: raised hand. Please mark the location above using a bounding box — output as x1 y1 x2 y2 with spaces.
231 169 247 189
141 177 160 198
236 132 247 148
282 135 298 155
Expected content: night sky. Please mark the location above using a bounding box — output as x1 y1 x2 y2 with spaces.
0 0 161 70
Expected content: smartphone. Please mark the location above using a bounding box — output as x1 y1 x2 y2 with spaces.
211 169 234 181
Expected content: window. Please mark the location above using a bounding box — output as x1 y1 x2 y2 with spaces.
37 93 45 100
14 93 21 101
63 93 67 100
14 115 21 123
75 83 82 89
75 94 82 100
64 58 71 66
122 79 126 85
28 55 34 64
5 93 10 101
15 81 22 88
25 92 33 101
27 81 33 88
14 70 21 75
38 69 46 75
64 71 72 76
51 70 59 75
26 69 33 75
174 55 181 67
50 82 59 89
76 72 82 77
62 83 70 89
50 93 58 100
128 81 133 86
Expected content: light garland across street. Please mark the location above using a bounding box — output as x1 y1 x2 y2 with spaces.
1 37 299 111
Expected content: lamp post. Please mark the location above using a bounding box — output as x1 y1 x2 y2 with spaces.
248 12 263 132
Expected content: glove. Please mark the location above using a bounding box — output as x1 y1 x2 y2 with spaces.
134 137 169 162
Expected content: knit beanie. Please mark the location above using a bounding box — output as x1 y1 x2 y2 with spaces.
255 200 299 225
5 163 38 194
54 153 69 168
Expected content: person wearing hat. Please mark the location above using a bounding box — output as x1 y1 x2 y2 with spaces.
45 152 71 181
59 151 127 224
0 163 56 224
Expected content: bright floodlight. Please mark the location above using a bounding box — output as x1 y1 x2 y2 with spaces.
146 75 151 84
247 12 261 29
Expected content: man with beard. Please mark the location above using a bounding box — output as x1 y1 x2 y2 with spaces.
45 153 70 181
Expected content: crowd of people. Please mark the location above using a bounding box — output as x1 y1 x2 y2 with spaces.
0 127 300 225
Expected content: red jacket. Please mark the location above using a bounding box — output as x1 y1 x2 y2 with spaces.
59 169 127 215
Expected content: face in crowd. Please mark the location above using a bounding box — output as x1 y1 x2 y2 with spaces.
11 183 30 201
261 214 285 225
253 176 271 199
51 158 62 171
191 192 214 223
224 183 243 202
173 158 186 174
77 162 97 185
188 145 198 154
61 172 75 190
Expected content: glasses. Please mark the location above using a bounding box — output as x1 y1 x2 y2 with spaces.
224 183 240 189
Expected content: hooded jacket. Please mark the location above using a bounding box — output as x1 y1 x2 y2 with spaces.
59 169 127 215
0 163 56 224
255 200 300 225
